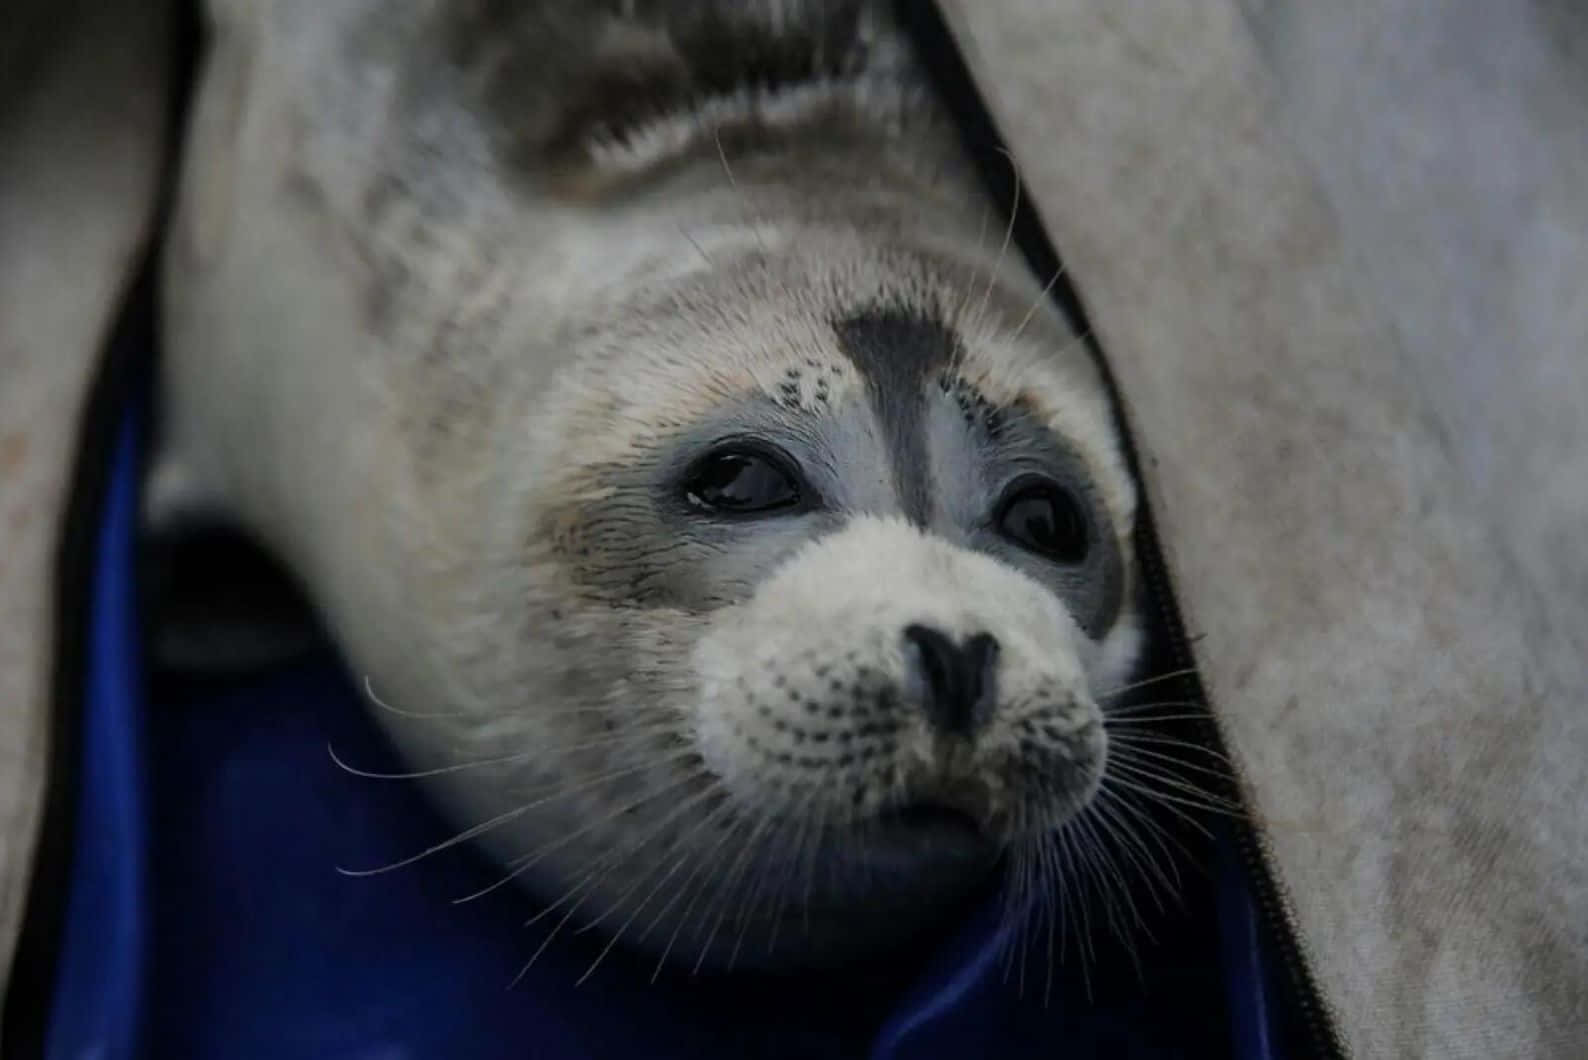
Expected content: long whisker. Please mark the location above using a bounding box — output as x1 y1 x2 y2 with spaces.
1100 772 1224 835
1106 756 1239 808
1093 786 1191 892
1010 267 1069 342
712 125 768 253
511 883 605 989
728 785 834 967
1089 797 1177 911
572 789 736 985
797 794 836 942
728 812 807 970
1096 667 1200 702
509 785 728 988
1108 731 1234 768
1039 831 1063 1006
763 788 825 957
1109 744 1236 786
1081 809 1151 941
647 810 758 982
327 716 684 781
451 769 706 905
362 676 466 720
571 783 729 938
1098 695 1206 720
954 203 993 325
691 810 780 974
1056 827 1096 1000
1102 712 1222 726
335 749 699 877
1012 842 1033 997
1092 812 1152 987
973 146 1021 331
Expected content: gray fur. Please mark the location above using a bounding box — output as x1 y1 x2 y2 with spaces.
160 0 1142 972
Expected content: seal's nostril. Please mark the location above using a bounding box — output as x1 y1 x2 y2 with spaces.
903 625 1000 735
964 633 1000 725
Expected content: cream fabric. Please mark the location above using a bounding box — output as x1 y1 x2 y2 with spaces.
0 0 171 998
942 0 1588 1056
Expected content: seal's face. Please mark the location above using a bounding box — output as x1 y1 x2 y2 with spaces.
439 236 1139 970
681 299 1135 832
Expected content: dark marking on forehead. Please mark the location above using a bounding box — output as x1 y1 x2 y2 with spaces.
833 307 961 524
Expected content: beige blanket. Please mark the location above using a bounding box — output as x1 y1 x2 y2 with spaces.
2 1 1583 1055
0 0 171 1004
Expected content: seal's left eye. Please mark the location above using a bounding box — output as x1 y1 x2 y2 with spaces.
684 449 801 515
996 479 1089 563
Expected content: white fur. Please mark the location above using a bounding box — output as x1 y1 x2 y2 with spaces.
695 516 1117 832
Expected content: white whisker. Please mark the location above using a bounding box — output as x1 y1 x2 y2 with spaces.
362 675 466 720
647 810 758 982
712 125 767 253
573 788 735 985
452 768 707 905
1109 743 1236 786
327 719 684 781
335 748 700 877
1010 267 1068 342
973 147 1021 332
1100 771 1224 835
1096 667 1200 702
691 810 779 974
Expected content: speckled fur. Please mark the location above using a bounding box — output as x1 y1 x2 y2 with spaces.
159 0 1141 969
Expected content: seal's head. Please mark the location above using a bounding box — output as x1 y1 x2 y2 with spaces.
160 0 1142 977
417 234 1142 971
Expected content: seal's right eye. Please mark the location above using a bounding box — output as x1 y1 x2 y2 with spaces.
683 447 802 515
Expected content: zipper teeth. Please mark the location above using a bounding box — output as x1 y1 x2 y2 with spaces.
1234 813 1344 1057
1131 501 1347 1060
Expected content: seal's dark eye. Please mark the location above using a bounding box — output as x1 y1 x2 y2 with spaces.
997 480 1089 563
683 448 801 515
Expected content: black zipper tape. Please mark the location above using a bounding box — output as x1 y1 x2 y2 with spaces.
895 1 1348 1056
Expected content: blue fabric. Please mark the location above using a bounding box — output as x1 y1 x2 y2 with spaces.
46 377 1278 1059
46 403 149 1060
1218 831 1278 1060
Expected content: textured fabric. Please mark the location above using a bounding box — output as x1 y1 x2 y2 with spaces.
940 0 1588 1056
0 0 171 999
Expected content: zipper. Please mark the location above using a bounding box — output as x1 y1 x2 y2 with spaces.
898 1 1349 1056
1132 496 1348 1060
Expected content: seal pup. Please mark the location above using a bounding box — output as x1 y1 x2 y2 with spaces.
158 0 1143 972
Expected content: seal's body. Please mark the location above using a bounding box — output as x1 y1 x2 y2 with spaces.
161 0 1142 969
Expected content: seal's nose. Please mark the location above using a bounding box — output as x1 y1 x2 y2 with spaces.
903 625 1000 736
